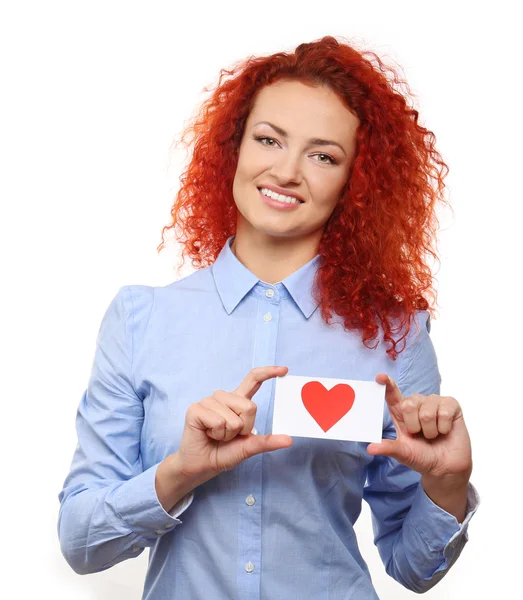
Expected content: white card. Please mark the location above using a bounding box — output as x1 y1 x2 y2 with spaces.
272 374 385 443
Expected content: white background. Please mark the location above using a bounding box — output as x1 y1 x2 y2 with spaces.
2 1 521 598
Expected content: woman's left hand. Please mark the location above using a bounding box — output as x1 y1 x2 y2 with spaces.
367 374 472 481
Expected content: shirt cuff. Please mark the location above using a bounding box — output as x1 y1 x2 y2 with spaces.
168 490 194 518
405 480 480 579
109 462 195 539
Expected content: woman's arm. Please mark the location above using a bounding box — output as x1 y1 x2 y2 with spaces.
57 286 191 575
363 310 479 593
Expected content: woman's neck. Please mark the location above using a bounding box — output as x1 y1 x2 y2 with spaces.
230 223 321 284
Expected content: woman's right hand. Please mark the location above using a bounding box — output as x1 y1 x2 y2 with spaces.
157 366 293 508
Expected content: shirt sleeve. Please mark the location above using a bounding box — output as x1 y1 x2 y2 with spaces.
57 286 193 575
362 310 480 593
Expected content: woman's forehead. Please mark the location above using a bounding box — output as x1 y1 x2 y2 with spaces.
247 81 359 145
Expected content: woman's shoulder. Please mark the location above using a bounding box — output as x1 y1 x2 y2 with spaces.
406 308 432 339
386 308 432 347
118 266 215 315
99 267 214 344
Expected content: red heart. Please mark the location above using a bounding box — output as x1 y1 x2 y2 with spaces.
301 381 356 432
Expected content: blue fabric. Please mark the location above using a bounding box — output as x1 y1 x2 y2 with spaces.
58 234 478 599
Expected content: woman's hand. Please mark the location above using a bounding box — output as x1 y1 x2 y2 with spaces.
367 374 472 521
171 366 293 489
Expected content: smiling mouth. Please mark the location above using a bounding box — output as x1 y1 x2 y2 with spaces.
257 187 304 204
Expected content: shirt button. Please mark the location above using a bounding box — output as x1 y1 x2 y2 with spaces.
244 561 255 573
156 529 166 535
263 312 272 322
165 523 175 528
245 494 256 506
265 288 275 298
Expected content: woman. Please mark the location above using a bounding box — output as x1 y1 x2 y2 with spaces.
58 36 478 599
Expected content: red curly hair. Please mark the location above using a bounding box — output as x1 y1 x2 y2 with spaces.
158 36 450 360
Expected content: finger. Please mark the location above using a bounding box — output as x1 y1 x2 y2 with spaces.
186 404 230 441
200 397 245 442
375 373 404 430
401 395 422 434
212 390 257 435
234 366 289 400
238 433 293 459
418 395 440 439
437 396 461 435
367 439 410 465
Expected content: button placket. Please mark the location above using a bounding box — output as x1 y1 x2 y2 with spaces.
237 285 279 594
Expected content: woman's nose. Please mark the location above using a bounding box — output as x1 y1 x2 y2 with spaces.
270 150 303 184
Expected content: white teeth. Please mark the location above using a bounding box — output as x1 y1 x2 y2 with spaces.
260 187 301 205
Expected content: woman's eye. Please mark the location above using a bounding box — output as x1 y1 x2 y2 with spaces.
255 136 277 146
315 153 336 165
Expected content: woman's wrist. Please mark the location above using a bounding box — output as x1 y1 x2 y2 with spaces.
155 452 204 513
421 472 471 524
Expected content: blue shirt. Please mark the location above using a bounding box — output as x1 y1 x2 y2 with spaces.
58 234 478 599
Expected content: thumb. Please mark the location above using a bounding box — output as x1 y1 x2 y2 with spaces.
367 439 409 463
243 433 293 459
224 433 292 466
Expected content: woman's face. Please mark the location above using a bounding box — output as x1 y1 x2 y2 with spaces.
232 79 360 242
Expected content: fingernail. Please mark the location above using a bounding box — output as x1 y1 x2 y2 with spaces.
251 427 258 435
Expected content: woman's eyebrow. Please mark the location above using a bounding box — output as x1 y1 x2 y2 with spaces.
253 120 346 156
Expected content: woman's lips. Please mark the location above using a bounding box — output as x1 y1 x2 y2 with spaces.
258 188 303 211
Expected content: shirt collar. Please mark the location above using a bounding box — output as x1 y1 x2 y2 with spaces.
211 235 322 319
